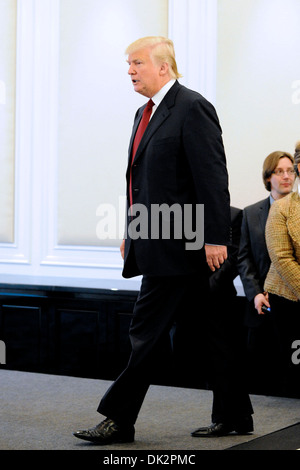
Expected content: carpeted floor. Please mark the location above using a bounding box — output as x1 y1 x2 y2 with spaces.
1 369 300 452
228 423 300 450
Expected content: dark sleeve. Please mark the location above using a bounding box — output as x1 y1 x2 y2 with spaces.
182 97 231 246
237 209 264 302
209 207 242 294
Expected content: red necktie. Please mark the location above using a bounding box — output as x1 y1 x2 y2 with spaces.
129 99 154 209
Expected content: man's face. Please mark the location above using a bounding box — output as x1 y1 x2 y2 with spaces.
127 47 164 98
268 156 296 199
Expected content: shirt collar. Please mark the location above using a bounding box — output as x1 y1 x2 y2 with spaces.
151 79 176 110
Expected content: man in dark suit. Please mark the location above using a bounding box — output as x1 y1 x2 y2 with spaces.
238 151 296 393
73 36 253 444
207 207 246 428
171 206 253 436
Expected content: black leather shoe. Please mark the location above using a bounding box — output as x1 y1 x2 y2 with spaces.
191 416 253 437
73 418 135 444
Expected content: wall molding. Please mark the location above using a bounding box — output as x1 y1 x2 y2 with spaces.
168 0 218 104
0 0 34 265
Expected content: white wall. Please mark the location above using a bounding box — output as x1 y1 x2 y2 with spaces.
57 0 168 247
216 0 300 209
0 0 16 243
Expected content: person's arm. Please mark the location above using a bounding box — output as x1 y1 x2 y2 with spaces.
183 97 230 271
238 211 266 301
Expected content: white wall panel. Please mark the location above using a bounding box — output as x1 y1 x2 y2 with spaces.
57 0 168 247
0 0 17 243
168 0 217 103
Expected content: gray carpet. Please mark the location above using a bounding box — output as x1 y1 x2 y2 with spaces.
1 369 300 451
228 423 300 450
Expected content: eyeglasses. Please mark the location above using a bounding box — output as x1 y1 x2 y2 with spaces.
272 169 296 177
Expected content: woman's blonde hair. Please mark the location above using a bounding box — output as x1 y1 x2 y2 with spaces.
125 36 182 80
294 141 300 176
294 141 300 166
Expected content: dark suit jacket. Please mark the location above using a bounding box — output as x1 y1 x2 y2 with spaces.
123 81 231 279
237 197 271 327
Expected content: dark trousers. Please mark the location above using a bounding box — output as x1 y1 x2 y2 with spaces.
269 294 300 396
97 274 253 425
204 295 253 423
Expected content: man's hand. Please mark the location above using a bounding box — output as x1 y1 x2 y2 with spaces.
120 239 125 260
205 244 227 272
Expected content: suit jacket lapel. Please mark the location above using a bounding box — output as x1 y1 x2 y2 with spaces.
133 101 170 163
127 81 180 168
128 107 144 161
258 197 270 232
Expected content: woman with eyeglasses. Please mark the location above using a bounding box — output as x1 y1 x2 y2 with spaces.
264 141 300 396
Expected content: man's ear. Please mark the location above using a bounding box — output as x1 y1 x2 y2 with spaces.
159 62 169 76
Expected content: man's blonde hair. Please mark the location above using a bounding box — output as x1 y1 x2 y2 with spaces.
125 36 182 80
